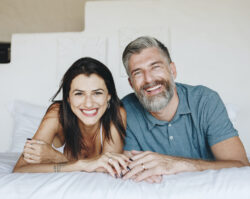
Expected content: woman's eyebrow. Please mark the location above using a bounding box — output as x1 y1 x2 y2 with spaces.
72 88 105 93
72 89 84 92
92 88 104 92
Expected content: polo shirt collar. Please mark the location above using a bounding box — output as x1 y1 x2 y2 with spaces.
143 82 191 130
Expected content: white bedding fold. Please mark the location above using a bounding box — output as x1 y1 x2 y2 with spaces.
0 153 249 199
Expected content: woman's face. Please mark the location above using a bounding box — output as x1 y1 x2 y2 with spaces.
68 74 111 127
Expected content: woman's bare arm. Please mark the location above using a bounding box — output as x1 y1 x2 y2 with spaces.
13 103 68 172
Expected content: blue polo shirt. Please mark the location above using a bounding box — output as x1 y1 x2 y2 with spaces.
122 83 238 160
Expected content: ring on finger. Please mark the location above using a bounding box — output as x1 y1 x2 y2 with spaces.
108 158 113 164
141 163 146 170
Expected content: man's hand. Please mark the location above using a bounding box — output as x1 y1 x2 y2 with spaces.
123 150 196 182
123 150 163 183
23 139 67 163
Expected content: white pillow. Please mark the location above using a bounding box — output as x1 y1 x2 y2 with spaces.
8 100 47 152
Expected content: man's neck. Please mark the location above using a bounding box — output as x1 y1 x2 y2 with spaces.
150 88 179 122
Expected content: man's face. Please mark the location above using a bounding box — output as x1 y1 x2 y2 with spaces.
128 47 176 112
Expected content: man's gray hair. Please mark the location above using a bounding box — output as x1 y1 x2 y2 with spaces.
122 36 172 76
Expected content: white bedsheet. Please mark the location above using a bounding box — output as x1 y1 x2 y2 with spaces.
0 152 250 199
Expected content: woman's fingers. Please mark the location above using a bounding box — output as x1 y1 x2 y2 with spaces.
23 147 36 156
23 152 40 163
23 157 38 164
100 161 115 177
96 152 131 177
111 155 129 170
105 153 131 175
26 139 46 145
107 158 122 177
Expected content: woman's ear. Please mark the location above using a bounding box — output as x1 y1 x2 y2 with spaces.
108 95 111 102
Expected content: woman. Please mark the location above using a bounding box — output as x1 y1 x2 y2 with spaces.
13 57 128 178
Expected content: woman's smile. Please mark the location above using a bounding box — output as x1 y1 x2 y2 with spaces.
80 108 98 117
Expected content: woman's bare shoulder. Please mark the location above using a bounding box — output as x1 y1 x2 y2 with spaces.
35 102 62 139
44 102 61 119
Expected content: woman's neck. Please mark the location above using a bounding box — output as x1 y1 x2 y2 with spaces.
78 121 101 138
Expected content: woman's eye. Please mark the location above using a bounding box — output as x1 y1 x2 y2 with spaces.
75 92 82 96
94 92 103 95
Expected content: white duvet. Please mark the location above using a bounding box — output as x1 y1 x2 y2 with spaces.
0 152 249 199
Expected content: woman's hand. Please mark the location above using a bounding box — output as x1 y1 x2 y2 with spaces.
23 139 67 164
79 152 130 178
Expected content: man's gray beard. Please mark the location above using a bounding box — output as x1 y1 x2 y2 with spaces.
135 80 175 112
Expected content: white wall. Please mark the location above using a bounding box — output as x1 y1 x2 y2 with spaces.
0 0 249 153
85 0 250 153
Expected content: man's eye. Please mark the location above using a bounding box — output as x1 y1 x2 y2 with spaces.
75 92 82 96
133 71 141 76
153 65 160 69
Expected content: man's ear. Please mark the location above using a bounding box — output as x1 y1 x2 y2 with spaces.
169 62 177 79
128 77 133 88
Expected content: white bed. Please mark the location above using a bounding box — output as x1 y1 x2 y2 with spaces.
0 152 250 199
0 100 249 199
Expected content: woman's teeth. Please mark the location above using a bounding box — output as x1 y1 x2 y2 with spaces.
82 109 97 114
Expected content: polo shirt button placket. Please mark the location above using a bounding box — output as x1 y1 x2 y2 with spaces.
168 123 174 141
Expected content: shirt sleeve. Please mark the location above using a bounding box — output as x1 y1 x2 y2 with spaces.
203 92 238 146
123 125 141 151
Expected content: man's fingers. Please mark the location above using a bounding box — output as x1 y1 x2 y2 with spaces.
123 151 132 158
145 177 154 184
147 175 163 183
123 162 145 179
130 150 143 155
129 154 156 169
135 168 157 182
130 151 151 162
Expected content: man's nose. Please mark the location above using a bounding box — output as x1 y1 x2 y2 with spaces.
144 70 153 83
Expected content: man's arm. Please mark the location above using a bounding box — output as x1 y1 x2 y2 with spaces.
123 136 249 182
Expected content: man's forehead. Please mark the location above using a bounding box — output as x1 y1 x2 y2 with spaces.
129 47 168 69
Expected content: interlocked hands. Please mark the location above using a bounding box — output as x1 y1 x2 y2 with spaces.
80 152 131 178
23 139 184 183
123 150 190 183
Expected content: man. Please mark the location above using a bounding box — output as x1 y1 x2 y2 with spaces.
121 36 249 183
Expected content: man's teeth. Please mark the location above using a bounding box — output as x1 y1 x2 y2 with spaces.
146 85 161 92
82 109 97 114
